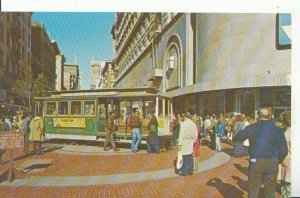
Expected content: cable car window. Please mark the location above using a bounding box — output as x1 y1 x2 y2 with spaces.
46 102 56 116
71 101 82 115
84 101 95 116
58 101 68 115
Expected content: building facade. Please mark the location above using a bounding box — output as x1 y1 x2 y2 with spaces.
99 61 114 89
0 13 32 102
90 60 105 89
112 13 291 118
55 54 65 91
31 21 59 89
63 63 79 90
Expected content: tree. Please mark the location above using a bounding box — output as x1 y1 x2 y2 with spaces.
32 73 52 97
10 66 32 108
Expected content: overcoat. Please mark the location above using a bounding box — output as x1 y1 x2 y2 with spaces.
29 116 44 141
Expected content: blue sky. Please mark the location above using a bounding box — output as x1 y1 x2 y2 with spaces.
32 12 115 89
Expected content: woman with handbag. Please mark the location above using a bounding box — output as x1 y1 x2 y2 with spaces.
147 114 160 154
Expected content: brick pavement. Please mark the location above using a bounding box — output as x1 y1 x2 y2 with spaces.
0 138 282 197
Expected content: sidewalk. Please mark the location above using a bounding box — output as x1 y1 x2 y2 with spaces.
0 139 282 197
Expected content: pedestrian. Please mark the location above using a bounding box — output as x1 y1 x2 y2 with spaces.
209 115 217 150
4 116 12 132
225 113 234 144
177 112 198 176
128 111 141 153
233 114 246 157
29 112 44 155
280 111 291 198
21 112 32 154
104 111 119 151
234 107 288 198
171 113 180 146
215 116 225 152
192 114 201 171
147 113 160 154
204 115 211 137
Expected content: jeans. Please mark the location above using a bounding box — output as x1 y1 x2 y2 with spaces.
179 154 193 176
131 128 141 152
248 158 279 198
147 144 160 153
216 136 221 151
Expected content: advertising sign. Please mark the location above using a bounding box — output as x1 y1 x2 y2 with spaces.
53 118 86 128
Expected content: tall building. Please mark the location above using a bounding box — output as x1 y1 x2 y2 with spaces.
90 60 105 89
99 61 114 89
55 54 65 91
63 63 79 90
112 13 291 118
31 21 60 89
0 12 32 103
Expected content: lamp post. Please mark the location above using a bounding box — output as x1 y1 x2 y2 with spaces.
167 55 175 70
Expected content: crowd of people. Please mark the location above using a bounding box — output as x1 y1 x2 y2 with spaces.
170 108 291 198
1 107 291 197
0 112 45 163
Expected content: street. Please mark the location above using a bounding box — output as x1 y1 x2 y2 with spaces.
0 138 282 197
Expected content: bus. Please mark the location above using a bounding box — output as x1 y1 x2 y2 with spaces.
34 87 173 141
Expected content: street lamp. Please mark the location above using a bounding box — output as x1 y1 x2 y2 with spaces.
167 54 175 70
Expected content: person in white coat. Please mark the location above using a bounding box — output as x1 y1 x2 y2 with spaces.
177 112 198 176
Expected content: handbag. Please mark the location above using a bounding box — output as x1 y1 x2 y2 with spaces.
149 124 158 133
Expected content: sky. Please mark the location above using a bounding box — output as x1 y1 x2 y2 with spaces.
32 12 115 89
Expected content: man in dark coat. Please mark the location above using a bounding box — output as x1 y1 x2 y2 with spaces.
234 108 288 198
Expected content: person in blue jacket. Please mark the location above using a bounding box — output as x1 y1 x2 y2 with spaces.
234 107 288 198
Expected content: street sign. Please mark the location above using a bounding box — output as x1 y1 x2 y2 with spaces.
0 132 24 149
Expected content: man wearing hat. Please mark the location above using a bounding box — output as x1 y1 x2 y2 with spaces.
234 107 288 198
177 112 198 176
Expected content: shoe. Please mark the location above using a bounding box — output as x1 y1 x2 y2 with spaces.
113 148 120 151
178 172 188 176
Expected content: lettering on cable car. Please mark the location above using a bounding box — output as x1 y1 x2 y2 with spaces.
53 118 86 128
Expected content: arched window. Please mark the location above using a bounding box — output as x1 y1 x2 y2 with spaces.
165 45 179 91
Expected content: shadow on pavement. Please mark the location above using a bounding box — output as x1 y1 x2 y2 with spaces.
231 175 282 198
222 147 233 157
207 177 244 198
40 145 64 155
232 175 248 191
233 163 248 176
23 163 52 174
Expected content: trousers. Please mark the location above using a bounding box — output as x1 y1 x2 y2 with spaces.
248 158 279 198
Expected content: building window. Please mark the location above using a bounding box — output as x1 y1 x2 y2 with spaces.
166 46 179 90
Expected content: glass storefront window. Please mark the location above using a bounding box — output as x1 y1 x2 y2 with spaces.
71 101 82 115
46 102 56 116
58 101 68 116
84 101 95 116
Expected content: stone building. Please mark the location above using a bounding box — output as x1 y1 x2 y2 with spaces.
112 13 291 118
99 61 114 89
55 54 65 91
90 60 105 89
0 13 32 102
63 63 79 90
31 21 60 89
